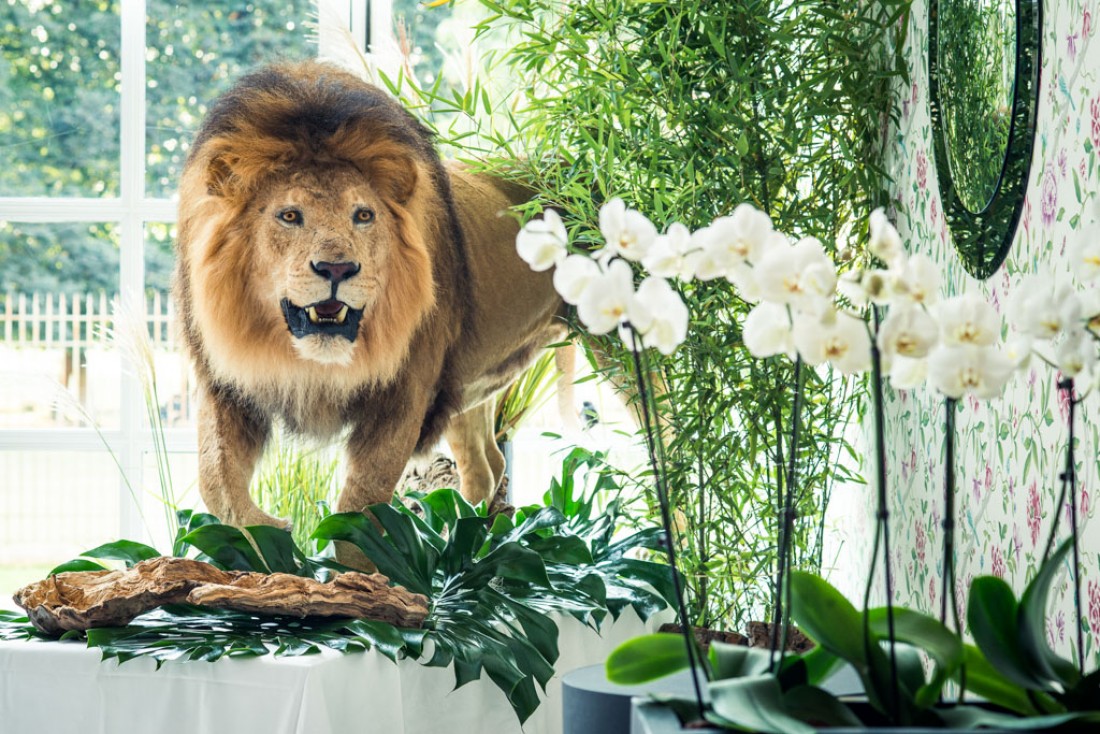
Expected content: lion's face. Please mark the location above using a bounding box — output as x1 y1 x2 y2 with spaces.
247 165 400 366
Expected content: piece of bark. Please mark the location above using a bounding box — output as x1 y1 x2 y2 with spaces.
14 556 429 636
187 571 429 628
13 556 241 636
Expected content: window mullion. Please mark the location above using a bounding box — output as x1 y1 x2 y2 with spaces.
118 0 148 542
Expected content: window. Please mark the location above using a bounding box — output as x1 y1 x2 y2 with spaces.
0 0 373 588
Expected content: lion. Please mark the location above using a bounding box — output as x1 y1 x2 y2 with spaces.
173 61 567 537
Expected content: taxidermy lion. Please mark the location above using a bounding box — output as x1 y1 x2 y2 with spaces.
174 61 566 538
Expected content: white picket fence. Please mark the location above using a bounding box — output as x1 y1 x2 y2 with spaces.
1 291 178 349
0 291 192 426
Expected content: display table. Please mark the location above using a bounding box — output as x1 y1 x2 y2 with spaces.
0 610 650 734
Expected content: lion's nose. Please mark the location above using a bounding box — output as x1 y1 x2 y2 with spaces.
311 260 361 284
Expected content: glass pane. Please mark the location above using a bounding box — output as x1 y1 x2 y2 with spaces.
0 450 120 597
0 222 120 428
0 1 121 197
144 221 193 428
145 1 317 198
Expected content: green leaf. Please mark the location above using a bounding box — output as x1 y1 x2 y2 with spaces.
708 642 772 680
709 675 815 734
1018 539 1080 688
78 540 161 567
968 576 1046 689
49 558 109 575
789 572 867 667
243 525 304 575
867 606 961 705
312 513 431 595
961 644 1044 716
180 524 269 572
606 633 691 685
938 706 1100 730
781 685 863 728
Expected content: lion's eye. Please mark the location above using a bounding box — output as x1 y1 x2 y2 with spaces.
353 207 375 225
277 208 303 225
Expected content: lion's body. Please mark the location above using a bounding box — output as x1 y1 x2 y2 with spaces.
174 61 565 530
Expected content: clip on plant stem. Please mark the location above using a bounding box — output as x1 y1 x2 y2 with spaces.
864 322 900 723
626 326 707 720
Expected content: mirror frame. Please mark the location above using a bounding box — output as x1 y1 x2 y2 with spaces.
928 0 1042 280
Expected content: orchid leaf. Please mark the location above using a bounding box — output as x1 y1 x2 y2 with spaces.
968 576 1047 689
708 675 815 734
1018 539 1080 689
605 633 691 685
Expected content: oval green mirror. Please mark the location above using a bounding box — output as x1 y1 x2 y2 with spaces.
928 0 1041 279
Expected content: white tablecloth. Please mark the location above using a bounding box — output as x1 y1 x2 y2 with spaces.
0 610 650 734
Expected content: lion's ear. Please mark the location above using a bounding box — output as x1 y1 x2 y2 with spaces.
367 154 419 205
205 154 236 198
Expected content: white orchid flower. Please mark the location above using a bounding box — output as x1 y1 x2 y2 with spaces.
1008 274 1082 339
577 258 635 334
1004 335 1034 371
891 254 941 306
597 197 658 262
1079 289 1100 338
755 236 838 314
691 204 775 281
877 303 939 359
1054 330 1097 378
743 302 795 359
869 208 906 269
928 344 1014 399
553 254 602 306
516 208 568 271
1069 230 1100 282
837 270 869 307
792 308 871 374
643 222 701 280
937 293 1001 347
632 277 689 355
889 355 929 390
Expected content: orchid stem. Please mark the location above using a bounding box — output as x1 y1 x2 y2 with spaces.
771 358 804 672
627 327 708 719
864 318 899 723
941 397 966 702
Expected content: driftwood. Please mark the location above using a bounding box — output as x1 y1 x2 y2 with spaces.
187 571 429 628
14 556 429 636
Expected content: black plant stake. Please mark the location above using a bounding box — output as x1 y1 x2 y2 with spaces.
1041 378 1085 673
863 323 900 722
770 357 805 671
627 326 708 718
940 397 966 701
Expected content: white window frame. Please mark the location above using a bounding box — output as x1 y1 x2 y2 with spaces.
0 0 381 542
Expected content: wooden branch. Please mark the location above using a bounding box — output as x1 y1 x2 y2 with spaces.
13 557 239 636
14 557 429 636
187 571 429 628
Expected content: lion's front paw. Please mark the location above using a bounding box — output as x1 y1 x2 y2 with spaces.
228 507 292 530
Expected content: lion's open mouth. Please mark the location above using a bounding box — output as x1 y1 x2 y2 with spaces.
281 298 363 342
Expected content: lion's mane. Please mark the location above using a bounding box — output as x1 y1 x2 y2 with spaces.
174 62 472 437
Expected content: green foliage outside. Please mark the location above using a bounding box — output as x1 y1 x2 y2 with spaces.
378 0 910 631
0 0 314 296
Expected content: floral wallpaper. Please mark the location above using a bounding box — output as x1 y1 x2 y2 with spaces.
827 0 1100 667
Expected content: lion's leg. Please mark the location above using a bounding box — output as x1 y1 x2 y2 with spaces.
444 400 504 508
196 387 282 528
335 417 425 571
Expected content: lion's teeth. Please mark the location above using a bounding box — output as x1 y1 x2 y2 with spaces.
306 306 320 324
336 305 348 324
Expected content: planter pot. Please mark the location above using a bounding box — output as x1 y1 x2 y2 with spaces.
562 665 705 734
630 698 1095 734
